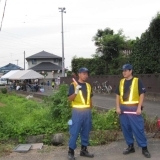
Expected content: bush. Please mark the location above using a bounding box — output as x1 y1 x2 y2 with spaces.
44 84 71 131
92 108 120 130
142 112 158 133
0 94 53 142
1 88 7 94
0 87 157 147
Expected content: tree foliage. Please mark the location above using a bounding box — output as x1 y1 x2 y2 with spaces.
71 12 160 75
71 57 106 75
92 28 131 74
129 12 160 73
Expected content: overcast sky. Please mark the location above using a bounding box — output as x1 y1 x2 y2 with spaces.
0 0 160 70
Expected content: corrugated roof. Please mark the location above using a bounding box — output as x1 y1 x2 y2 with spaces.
26 51 62 60
29 62 62 71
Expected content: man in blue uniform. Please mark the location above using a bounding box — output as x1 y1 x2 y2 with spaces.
115 64 151 158
67 67 94 160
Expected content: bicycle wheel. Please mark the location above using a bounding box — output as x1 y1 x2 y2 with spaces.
107 85 112 94
97 86 102 93
101 87 106 94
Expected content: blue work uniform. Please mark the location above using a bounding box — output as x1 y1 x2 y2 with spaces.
115 77 147 147
68 82 93 150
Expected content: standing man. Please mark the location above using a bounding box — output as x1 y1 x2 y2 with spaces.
47 80 50 90
52 79 55 89
115 64 151 158
68 67 94 160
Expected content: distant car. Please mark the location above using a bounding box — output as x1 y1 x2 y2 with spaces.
0 78 7 85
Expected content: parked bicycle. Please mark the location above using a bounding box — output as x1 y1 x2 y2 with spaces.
101 81 112 94
92 81 102 93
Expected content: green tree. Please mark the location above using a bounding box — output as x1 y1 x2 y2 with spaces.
93 28 129 74
129 12 160 73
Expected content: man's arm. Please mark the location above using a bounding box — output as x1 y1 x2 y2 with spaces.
90 98 92 108
115 82 121 114
136 79 146 115
68 93 77 102
68 84 75 102
116 94 121 114
136 93 144 115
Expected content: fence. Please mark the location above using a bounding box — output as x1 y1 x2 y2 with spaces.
61 74 160 93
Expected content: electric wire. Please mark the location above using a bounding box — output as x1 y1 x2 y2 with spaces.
0 0 7 32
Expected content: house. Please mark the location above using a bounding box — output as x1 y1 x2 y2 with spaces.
0 63 23 77
26 51 64 80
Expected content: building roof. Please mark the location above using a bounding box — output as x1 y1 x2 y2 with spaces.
29 62 62 71
26 51 62 60
0 63 23 73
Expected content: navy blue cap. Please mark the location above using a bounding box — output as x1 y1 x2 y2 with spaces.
122 64 133 70
78 67 89 73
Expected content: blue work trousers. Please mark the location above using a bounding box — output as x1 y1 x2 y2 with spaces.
69 108 92 150
120 105 147 147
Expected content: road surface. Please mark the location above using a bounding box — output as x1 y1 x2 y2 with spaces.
92 94 160 117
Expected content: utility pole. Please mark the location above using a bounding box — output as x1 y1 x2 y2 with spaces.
58 7 66 77
24 51 25 70
15 59 19 66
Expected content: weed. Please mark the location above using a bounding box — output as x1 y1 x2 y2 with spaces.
1 88 7 94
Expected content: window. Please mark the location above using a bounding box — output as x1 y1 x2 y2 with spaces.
32 59 37 64
53 59 58 63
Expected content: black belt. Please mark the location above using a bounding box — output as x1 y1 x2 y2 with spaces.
122 104 138 106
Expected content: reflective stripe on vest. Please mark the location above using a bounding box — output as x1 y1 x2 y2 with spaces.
120 77 139 104
72 82 91 108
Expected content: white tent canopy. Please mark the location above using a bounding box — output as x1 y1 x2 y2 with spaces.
1 70 20 79
8 70 44 80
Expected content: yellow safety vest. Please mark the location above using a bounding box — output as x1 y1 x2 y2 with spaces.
72 82 91 108
119 77 139 104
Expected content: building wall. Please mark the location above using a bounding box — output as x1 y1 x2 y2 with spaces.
27 59 62 69
61 74 160 93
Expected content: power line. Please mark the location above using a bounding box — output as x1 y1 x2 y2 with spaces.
0 0 7 32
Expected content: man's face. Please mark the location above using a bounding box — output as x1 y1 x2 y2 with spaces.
122 69 132 78
78 72 88 81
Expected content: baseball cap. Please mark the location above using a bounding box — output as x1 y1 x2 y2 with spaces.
122 64 133 70
78 67 89 73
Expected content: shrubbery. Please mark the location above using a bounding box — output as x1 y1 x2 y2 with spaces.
0 84 157 145
0 85 120 143
1 88 7 94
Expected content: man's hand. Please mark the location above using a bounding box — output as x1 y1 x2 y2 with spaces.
75 85 82 94
136 107 142 115
116 107 121 114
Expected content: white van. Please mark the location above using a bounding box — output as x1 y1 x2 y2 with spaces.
0 78 7 85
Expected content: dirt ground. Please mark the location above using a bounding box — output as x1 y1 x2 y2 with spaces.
1 137 160 160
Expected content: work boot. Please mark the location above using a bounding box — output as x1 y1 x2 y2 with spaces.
123 144 135 155
68 148 75 160
142 147 151 158
80 146 94 158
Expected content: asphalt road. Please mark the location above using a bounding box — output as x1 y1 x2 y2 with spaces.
92 94 160 117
